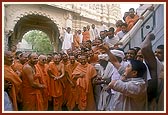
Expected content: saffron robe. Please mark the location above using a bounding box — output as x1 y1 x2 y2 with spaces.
82 31 90 42
4 65 22 111
72 63 97 110
35 62 50 110
66 61 79 110
21 65 44 111
125 15 139 31
11 60 23 74
48 62 64 110
73 34 80 48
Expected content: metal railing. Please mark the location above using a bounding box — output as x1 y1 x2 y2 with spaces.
119 4 160 50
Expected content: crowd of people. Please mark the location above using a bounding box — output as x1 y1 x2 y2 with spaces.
4 5 164 111
60 5 154 54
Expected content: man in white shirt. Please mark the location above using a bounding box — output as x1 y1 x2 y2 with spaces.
99 21 107 32
77 29 83 44
61 27 73 53
116 23 128 40
104 27 119 49
87 25 95 42
91 24 99 39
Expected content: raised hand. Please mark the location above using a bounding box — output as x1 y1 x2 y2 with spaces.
145 33 155 41
98 43 110 53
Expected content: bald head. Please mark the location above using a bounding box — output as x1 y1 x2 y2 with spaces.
4 51 14 66
28 53 38 58
28 53 38 65
38 55 47 65
19 52 29 65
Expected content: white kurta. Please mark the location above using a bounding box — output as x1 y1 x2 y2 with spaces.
97 62 115 110
78 34 83 44
61 32 73 51
116 31 127 40
104 36 119 48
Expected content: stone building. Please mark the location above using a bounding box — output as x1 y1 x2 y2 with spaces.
3 3 122 52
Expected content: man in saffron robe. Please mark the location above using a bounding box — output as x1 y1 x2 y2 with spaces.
11 52 28 77
48 54 65 110
82 27 90 42
60 53 71 108
21 53 45 111
35 55 49 110
125 8 142 31
72 54 97 111
4 51 22 111
73 30 80 49
66 55 79 110
11 52 28 110
87 50 99 66
45 53 53 110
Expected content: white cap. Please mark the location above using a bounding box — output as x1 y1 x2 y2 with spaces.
94 63 101 70
98 54 109 61
110 49 125 59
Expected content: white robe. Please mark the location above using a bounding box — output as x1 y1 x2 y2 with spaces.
61 32 73 51
97 62 115 110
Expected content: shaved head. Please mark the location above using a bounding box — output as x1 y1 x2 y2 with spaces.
4 51 14 66
38 55 47 65
38 55 47 60
28 53 38 65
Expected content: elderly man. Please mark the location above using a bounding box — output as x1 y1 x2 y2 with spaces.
4 51 22 111
93 54 120 111
72 54 97 111
35 55 49 110
66 55 79 110
21 53 45 111
48 54 65 110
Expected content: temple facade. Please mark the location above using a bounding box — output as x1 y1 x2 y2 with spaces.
3 3 122 51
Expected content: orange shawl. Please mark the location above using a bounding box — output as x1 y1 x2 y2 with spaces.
4 65 22 111
125 15 139 31
21 64 44 111
66 61 79 80
72 63 97 92
82 31 90 42
65 61 79 110
73 35 80 48
72 63 97 110
11 60 23 73
35 62 49 110
48 62 63 97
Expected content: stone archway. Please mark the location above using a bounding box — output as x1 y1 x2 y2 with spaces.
9 14 60 52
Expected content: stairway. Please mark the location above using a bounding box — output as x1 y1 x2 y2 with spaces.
119 4 164 52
